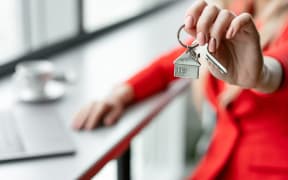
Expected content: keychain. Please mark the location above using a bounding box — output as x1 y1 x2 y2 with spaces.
174 24 228 79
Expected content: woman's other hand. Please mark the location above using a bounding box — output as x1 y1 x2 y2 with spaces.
184 0 263 89
72 84 134 130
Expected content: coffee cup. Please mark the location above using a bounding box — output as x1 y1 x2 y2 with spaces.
14 60 55 95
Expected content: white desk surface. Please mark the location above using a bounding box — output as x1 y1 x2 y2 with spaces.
0 1 192 179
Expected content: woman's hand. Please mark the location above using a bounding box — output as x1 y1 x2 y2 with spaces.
184 0 264 89
72 84 134 130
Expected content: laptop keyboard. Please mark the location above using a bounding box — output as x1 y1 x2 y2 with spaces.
0 112 24 155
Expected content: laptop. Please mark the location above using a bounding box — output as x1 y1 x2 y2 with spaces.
0 105 75 163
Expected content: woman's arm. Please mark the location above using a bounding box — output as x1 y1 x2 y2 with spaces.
73 45 187 130
126 45 186 102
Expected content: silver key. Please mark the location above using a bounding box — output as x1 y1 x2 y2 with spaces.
204 47 228 74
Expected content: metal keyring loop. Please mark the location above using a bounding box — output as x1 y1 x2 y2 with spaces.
177 24 198 49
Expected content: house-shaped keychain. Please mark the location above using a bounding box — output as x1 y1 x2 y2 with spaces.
174 50 201 79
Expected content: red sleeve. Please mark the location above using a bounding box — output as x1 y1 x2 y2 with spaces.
126 45 186 101
264 42 288 90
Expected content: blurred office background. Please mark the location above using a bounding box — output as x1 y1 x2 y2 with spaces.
0 0 212 179
0 0 180 64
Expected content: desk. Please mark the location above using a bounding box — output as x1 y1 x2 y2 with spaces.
0 1 192 179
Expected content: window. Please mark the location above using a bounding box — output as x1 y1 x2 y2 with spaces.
26 0 79 49
0 0 25 63
84 0 175 32
0 0 177 74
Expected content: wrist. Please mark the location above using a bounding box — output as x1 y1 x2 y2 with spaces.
253 57 283 93
254 63 269 92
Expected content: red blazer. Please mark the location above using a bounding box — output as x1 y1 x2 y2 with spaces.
126 9 288 180
192 19 288 179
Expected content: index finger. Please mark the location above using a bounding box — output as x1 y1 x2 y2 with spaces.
185 0 208 29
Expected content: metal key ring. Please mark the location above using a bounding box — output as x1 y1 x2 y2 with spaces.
177 24 198 49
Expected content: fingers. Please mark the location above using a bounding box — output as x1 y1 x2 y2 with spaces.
72 100 123 131
184 0 207 37
184 2 233 47
185 1 220 44
196 5 220 45
209 10 235 52
103 104 123 126
185 0 207 27
226 13 257 39
184 1 256 52
72 102 94 130
84 102 110 130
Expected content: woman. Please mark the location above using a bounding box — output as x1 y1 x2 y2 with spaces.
73 0 288 179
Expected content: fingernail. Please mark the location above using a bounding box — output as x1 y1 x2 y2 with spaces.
226 28 231 39
209 37 216 53
197 32 205 45
231 28 236 38
227 27 235 39
227 28 233 39
185 16 194 29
